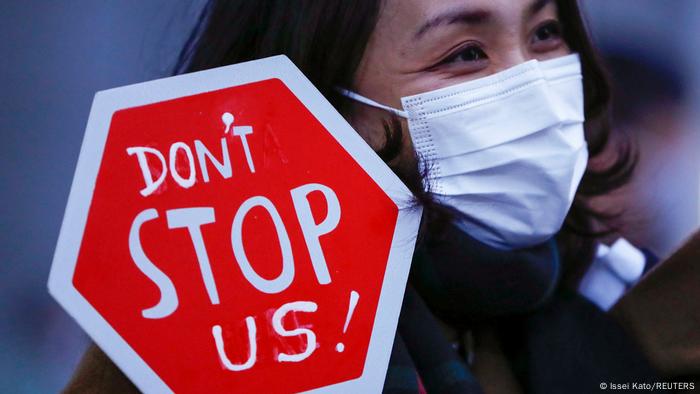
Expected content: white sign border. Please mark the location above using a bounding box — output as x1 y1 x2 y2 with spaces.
48 55 422 394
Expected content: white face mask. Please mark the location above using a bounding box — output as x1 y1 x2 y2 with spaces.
341 53 588 250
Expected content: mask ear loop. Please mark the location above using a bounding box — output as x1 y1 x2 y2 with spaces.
336 88 409 118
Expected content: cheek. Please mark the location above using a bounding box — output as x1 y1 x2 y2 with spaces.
552 43 573 58
401 75 467 97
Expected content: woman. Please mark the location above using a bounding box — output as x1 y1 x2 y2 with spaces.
65 1 696 393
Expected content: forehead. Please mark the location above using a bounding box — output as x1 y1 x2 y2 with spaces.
377 0 553 38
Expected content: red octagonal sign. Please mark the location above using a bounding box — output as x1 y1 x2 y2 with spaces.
49 56 421 393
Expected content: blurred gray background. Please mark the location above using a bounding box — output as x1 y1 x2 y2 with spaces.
1 1 698 392
0 1 203 392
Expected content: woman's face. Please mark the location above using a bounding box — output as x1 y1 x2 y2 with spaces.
351 0 571 164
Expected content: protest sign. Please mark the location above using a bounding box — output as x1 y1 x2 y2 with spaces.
48 56 421 393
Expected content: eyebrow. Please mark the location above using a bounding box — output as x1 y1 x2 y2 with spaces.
413 8 491 40
528 0 554 17
413 0 554 40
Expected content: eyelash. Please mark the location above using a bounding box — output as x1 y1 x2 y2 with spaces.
437 42 487 67
435 20 564 68
531 20 563 50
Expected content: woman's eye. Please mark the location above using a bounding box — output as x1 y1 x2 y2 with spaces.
531 21 564 51
446 45 488 64
427 43 489 74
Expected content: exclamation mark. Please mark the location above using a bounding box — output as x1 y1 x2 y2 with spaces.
336 290 360 353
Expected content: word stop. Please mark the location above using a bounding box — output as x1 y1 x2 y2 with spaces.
128 182 341 319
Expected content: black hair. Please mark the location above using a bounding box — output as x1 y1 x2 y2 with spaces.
602 48 686 125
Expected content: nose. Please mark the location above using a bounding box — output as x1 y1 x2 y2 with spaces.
496 47 536 71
